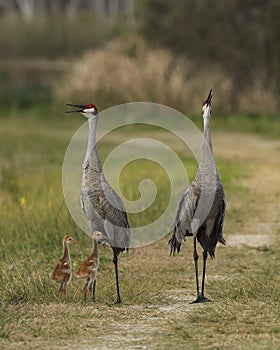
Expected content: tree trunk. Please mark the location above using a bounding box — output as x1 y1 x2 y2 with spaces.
16 0 35 21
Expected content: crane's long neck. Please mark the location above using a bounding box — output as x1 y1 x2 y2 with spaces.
62 241 70 261
86 117 98 159
90 238 99 259
202 117 213 153
85 116 102 170
200 116 216 173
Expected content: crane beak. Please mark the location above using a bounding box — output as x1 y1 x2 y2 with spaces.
205 89 213 106
65 103 85 113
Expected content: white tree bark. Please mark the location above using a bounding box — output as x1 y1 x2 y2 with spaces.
66 0 81 18
16 0 35 21
0 0 135 20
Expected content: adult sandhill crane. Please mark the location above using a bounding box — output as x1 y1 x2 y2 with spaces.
66 103 130 304
75 231 104 302
169 90 226 303
51 235 78 299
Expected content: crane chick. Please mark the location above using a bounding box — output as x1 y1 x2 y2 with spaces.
51 235 78 299
75 231 104 302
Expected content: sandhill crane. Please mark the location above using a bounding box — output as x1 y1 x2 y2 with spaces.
169 90 226 303
66 103 130 304
75 231 104 301
51 235 78 299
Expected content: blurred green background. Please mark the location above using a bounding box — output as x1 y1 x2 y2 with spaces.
0 0 279 117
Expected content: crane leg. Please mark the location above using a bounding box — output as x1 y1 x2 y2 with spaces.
113 252 122 304
58 283 63 297
91 280 96 302
83 277 90 301
190 237 200 303
191 240 211 303
200 249 211 302
61 284 67 300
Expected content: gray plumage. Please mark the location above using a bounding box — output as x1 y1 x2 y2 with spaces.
66 103 130 303
169 90 226 303
81 145 130 251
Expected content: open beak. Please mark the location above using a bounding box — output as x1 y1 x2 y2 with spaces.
205 89 213 106
65 103 85 113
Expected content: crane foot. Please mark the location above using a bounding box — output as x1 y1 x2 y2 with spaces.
190 295 211 304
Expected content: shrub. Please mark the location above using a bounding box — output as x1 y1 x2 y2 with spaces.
53 37 238 114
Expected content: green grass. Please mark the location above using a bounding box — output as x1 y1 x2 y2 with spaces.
0 108 279 349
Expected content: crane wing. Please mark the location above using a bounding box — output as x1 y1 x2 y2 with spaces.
81 158 130 250
99 176 130 229
201 194 226 258
51 260 71 282
217 196 226 245
169 182 200 254
83 256 98 267
94 176 130 250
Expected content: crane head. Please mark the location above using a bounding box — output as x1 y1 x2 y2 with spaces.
202 89 212 117
92 231 104 241
63 235 78 244
66 103 98 118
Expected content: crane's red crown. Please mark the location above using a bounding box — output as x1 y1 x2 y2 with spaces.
84 103 97 110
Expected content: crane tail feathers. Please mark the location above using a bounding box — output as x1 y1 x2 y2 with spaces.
168 226 182 255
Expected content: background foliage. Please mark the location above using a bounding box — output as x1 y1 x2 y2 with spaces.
0 0 279 114
138 0 280 86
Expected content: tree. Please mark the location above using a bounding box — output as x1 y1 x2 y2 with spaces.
137 0 280 90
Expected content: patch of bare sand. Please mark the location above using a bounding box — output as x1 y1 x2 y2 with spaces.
226 233 275 248
217 133 280 243
214 132 280 165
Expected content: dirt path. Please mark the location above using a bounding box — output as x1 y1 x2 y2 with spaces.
215 132 280 242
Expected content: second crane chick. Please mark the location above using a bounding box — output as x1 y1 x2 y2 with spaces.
75 231 104 301
51 235 78 299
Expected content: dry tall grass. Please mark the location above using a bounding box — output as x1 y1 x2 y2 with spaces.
239 73 279 114
53 37 278 114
